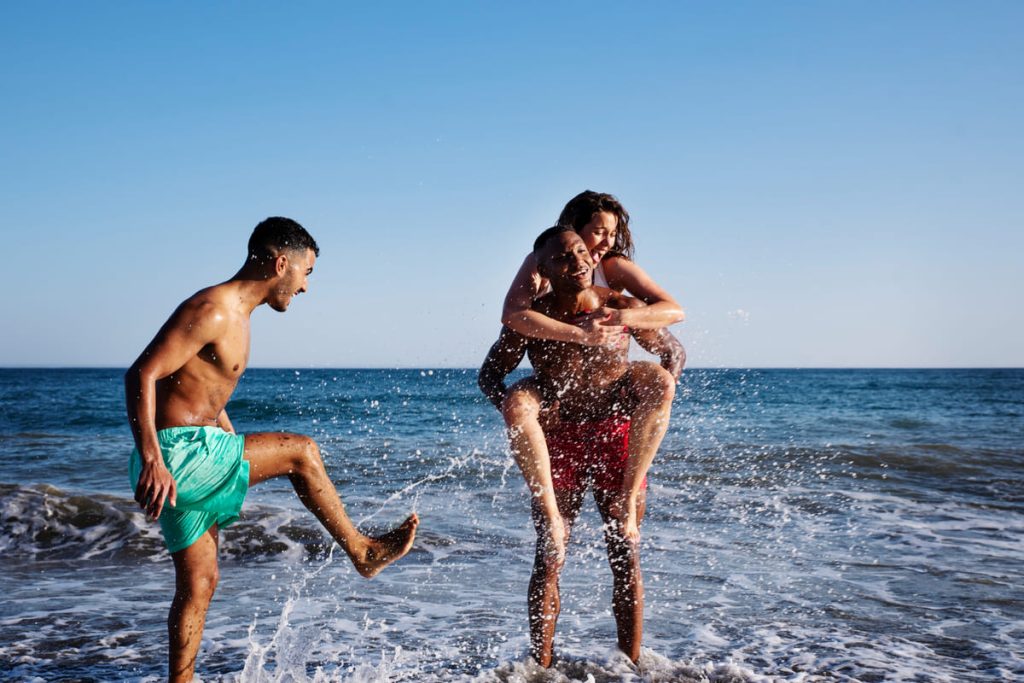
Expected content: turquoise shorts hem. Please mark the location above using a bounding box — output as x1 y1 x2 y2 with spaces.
129 426 250 553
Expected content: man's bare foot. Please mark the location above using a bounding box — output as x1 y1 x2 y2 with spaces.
352 513 419 578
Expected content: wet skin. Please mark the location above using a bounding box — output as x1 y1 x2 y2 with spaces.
479 231 678 665
125 245 418 682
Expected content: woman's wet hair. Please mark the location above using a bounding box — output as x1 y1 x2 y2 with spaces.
556 190 634 260
247 217 320 263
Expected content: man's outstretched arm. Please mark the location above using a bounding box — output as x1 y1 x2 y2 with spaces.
477 326 528 409
125 298 227 520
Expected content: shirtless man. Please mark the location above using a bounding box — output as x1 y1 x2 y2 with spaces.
125 217 419 682
478 226 683 666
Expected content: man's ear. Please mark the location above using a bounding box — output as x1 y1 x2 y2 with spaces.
274 253 289 277
535 255 549 279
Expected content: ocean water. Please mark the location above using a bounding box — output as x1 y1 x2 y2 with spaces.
1 367 1022 682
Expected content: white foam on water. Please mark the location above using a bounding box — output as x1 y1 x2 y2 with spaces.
4 369 1024 682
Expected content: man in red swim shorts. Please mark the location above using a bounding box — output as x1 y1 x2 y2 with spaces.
479 226 683 667
545 415 639 494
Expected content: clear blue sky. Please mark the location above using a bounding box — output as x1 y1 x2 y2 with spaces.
2 2 1021 368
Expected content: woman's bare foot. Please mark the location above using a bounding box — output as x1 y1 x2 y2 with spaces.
544 512 568 568
351 513 420 578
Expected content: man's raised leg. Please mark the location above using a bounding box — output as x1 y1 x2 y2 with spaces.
617 362 674 540
244 432 418 578
595 487 647 663
528 488 584 667
169 525 219 683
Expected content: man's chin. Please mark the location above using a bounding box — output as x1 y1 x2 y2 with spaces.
268 300 289 312
552 279 589 294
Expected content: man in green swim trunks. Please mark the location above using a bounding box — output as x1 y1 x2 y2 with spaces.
126 217 419 682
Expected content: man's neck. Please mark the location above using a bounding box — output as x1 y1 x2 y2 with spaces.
548 286 595 316
228 265 276 314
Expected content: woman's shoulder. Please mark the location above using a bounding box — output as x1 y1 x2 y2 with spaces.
598 254 635 288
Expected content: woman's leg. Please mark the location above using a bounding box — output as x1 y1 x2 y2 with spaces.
617 361 675 540
502 378 567 562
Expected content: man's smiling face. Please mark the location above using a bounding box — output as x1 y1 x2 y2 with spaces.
268 248 316 312
537 231 593 294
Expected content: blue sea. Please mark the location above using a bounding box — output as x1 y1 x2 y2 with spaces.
1 368 1021 682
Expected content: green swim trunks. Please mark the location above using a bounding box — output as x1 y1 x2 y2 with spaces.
129 426 250 553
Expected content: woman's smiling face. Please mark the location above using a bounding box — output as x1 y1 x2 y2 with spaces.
577 211 618 263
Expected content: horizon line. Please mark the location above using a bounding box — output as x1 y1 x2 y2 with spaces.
1 366 1021 371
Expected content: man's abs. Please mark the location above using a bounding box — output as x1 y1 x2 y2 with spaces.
155 372 237 430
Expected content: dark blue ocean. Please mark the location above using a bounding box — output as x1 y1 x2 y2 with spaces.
1 368 1022 682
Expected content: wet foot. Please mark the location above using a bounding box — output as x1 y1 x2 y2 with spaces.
528 648 554 669
353 513 419 578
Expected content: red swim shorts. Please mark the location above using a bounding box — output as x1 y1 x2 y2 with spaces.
546 416 645 492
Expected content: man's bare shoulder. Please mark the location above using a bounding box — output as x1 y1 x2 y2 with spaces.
171 283 241 329
598 287 642 310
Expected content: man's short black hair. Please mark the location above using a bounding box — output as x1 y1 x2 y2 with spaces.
247 217 319 263
532 225 576 254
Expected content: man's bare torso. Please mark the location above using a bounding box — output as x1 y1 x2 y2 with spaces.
527 286 632 421
155 283 251 430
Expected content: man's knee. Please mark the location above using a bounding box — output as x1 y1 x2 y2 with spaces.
292 436 325 475
534 546 565 577
178 563 219 603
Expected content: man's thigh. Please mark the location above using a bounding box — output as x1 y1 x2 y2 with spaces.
243 432 314 486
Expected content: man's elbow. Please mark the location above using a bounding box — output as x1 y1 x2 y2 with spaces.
123 363 141 390
477 366 497 398
674 343 686 372
125 360 159 391
666 343 686 377
477 375 503 410
501 307 528 329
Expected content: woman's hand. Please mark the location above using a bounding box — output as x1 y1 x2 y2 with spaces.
575 309 627 346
